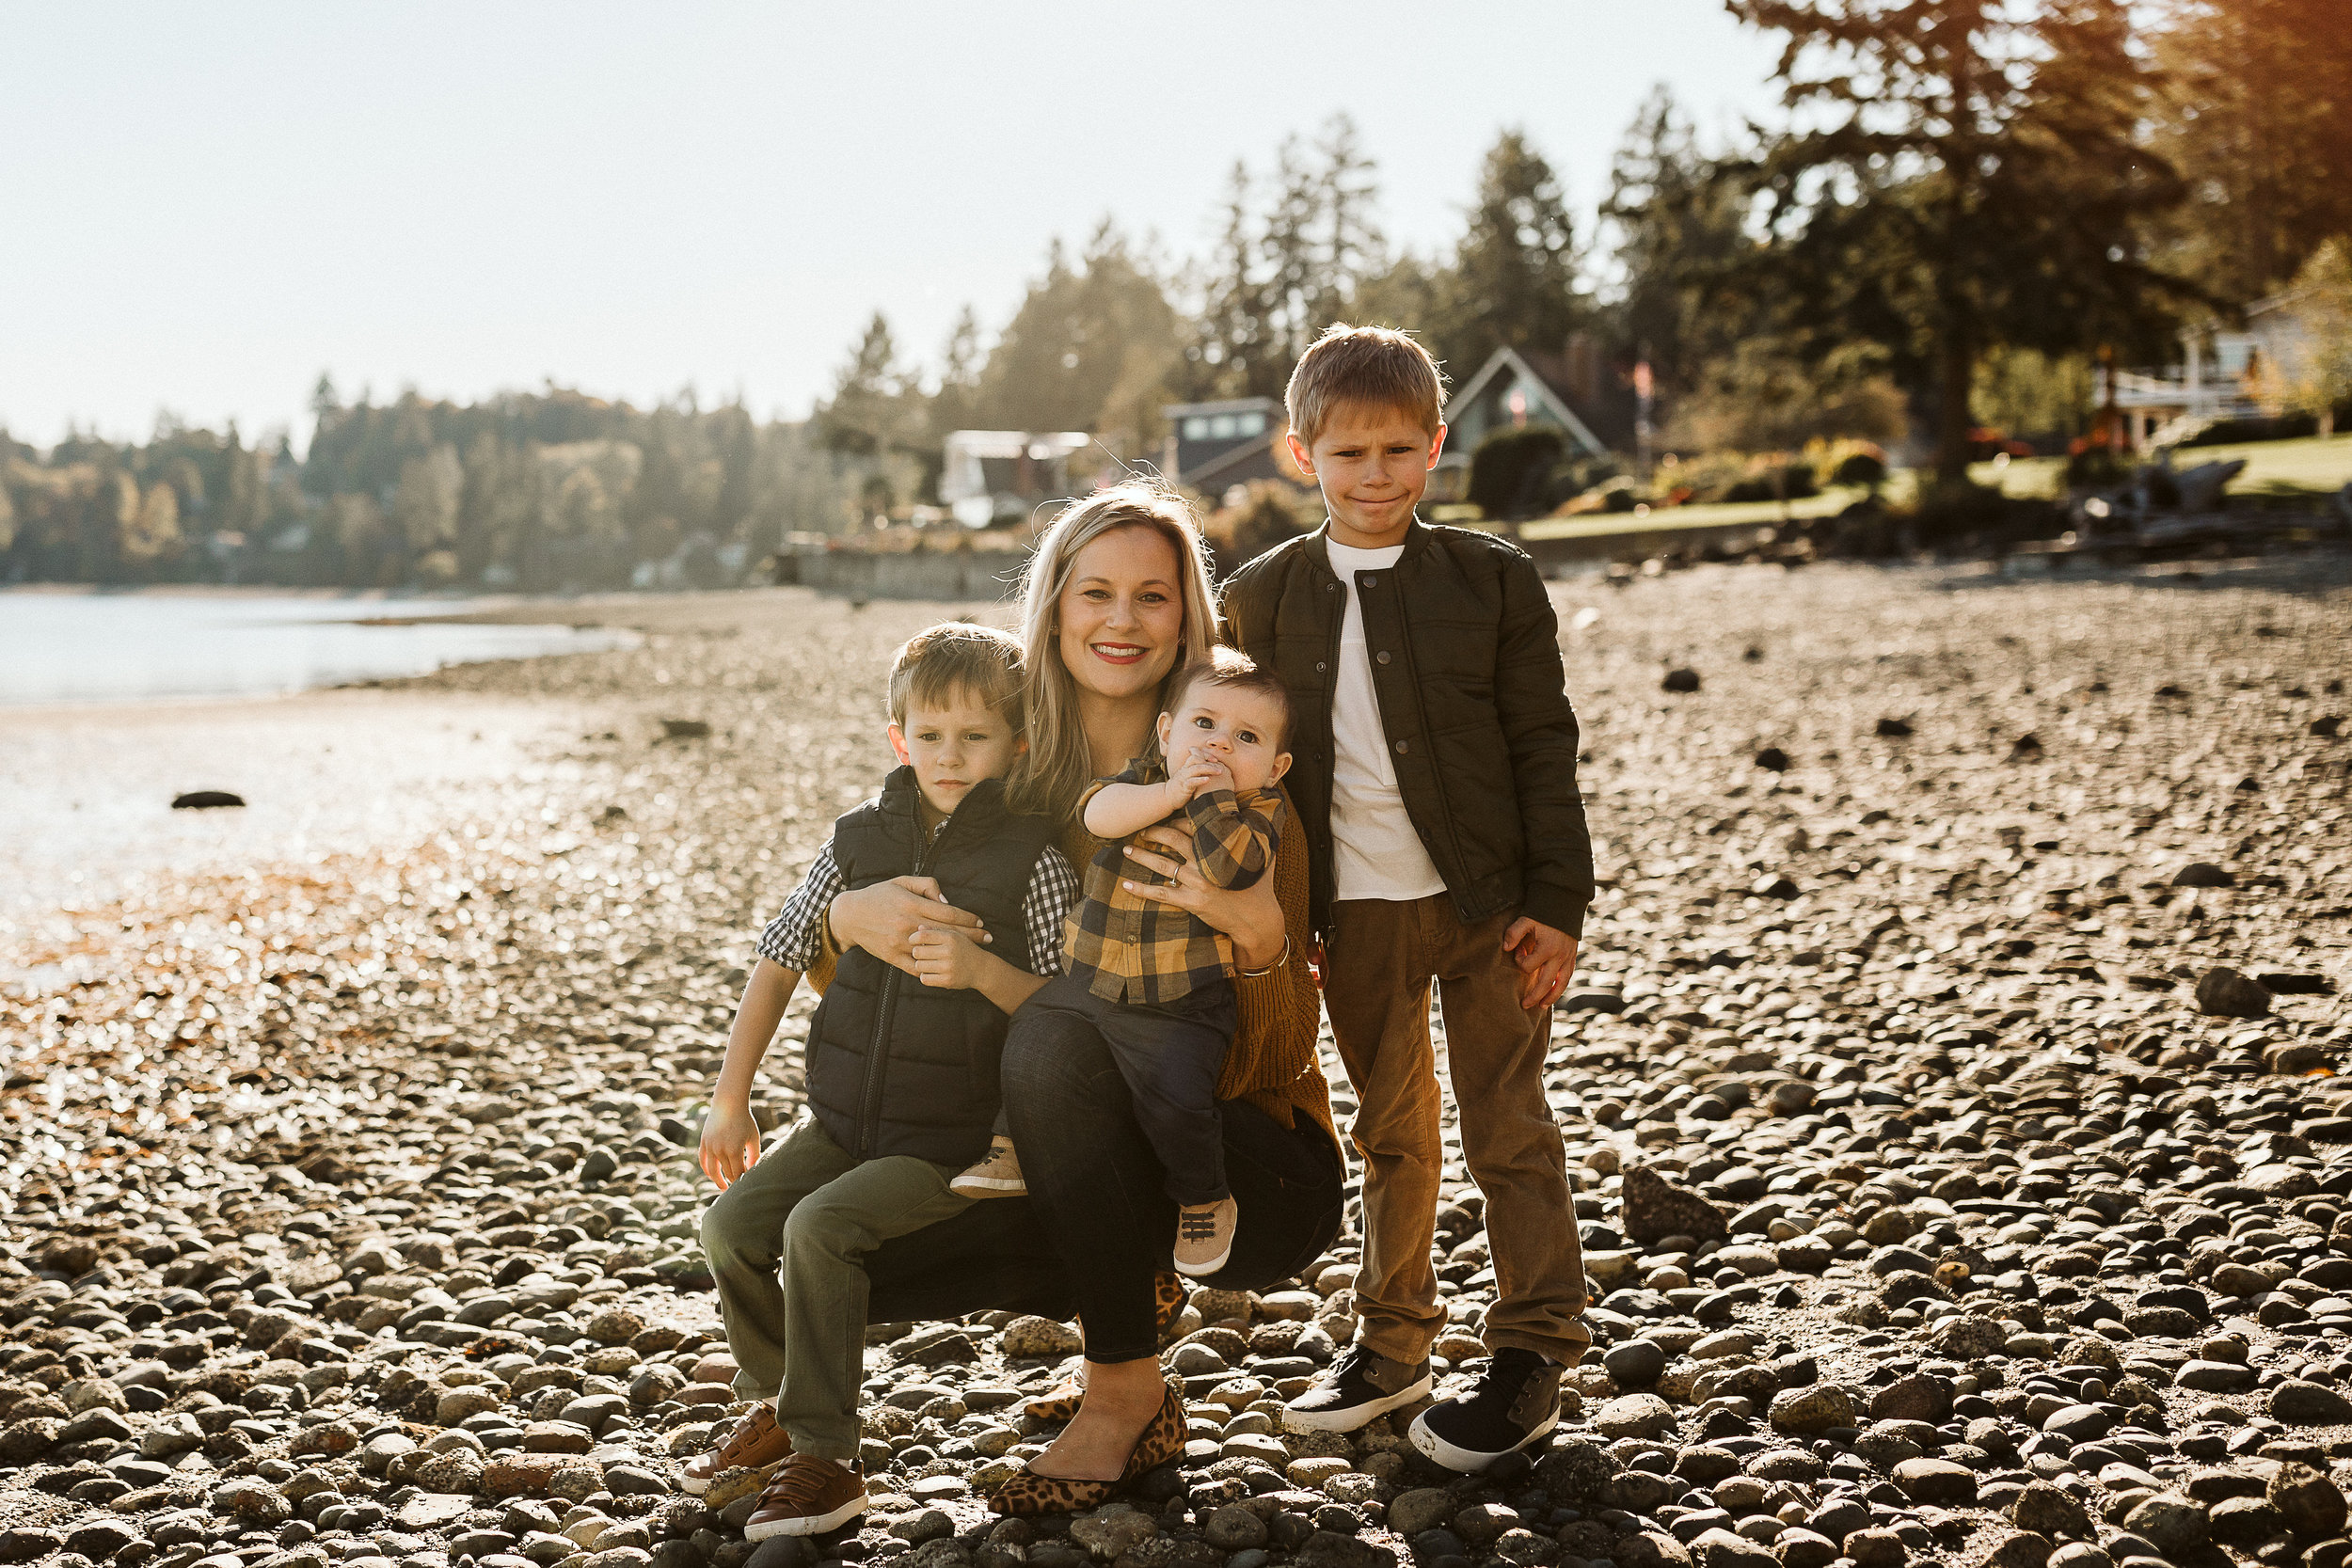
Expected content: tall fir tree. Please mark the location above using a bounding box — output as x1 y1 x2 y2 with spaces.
1727 0 2192 486
1439 130 1583 379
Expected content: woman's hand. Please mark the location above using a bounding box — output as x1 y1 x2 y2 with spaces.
1121 823 1286 972
699 1100 761 1190
829 876 988 976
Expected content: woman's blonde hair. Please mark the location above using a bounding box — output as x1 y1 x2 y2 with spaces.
1009 481 1219 822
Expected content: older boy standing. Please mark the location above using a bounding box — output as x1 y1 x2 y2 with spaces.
1223 325 1595 1471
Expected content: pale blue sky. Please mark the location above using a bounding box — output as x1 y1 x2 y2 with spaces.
2 2 1788 450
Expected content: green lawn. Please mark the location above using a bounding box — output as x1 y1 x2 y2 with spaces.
1520 485 1870 542
1971 433 2352 499
1516 434 2350 543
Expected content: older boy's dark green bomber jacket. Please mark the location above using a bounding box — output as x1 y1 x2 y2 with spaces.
1221 518 1595 943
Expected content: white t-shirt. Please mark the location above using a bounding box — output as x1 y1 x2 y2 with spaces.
1324 539 1447 903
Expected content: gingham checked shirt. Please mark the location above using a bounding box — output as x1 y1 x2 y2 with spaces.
756 833 1079 978
1065 758 1287 1006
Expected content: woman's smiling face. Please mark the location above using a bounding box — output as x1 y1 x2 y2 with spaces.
1057 525 1186 702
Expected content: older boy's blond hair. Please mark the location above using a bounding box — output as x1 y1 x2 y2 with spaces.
1285 324 1447 447
888 621 1025 730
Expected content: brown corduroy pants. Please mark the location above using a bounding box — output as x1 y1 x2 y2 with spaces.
1322 893 1591 1367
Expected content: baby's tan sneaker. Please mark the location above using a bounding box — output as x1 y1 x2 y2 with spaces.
951 1136 1026 1198
1173 1196 1237 1276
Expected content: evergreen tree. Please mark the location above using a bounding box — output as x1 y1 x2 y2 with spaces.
2149 0 2352 304
1598 88 1751 413
929 306 986 440
818 312 918 457
1186 163 1279 399
1440 130 1583 377
975 225 1182 454
1728 0 2192 487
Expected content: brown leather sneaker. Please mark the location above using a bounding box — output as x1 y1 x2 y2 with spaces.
679 1402 793 1495
743 1454 867 1539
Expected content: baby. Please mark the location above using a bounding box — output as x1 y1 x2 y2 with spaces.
1007 646 1289 1274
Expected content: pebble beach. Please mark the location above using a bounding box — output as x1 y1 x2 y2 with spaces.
5 557 2351 1568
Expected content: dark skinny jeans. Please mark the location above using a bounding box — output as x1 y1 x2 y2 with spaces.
995 1001 1345 1361
857 1006 1346 1359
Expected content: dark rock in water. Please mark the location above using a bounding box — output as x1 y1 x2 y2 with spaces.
1875 717 1914 737
2314 715 2344 737
1754 748 1790 772
1752 874 1801 900
1661 669 1701 693
2195 967 2272 1019
2007 733 2044 761
1620 1165 1730 1247
2172 862 2235 888
170 790 245 809
660 719 713 739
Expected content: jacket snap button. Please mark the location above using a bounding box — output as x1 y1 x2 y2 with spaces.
1394 740 1409 754
1315 661 1327 673
1376 651 1391 665
1362 575 1376 586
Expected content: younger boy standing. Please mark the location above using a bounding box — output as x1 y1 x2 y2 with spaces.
1223 325 1596 1471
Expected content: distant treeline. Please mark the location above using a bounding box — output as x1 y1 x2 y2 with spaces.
7 0 2345 588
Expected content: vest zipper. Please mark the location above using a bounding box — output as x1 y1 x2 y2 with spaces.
855 806 938 1158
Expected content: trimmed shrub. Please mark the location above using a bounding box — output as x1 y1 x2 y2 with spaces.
1470 428 1568 521
1202 481 1319 578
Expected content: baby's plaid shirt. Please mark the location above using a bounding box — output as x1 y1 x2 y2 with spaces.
1064 757 1286 1006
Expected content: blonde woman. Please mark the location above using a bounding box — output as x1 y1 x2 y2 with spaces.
824 483 1343 1511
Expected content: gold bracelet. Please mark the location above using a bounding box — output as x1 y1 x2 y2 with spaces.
1237 935 1291 978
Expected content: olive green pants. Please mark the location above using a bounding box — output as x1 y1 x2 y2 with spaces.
698 1116 971 1459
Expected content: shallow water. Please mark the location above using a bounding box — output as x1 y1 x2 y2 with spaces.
0 591 636 706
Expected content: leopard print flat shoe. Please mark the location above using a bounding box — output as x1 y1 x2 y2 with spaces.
1154 1270 1191 1345
1023 1379 1084 1422
1023 1275 1186 1422
988 1379 1187 1517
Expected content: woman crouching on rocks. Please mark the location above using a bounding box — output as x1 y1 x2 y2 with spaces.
695 481 1346 1519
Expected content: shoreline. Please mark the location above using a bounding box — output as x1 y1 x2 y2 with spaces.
3 562 2349 1568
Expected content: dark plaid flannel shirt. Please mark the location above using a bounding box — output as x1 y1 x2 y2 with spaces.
1065 758 1286 1006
